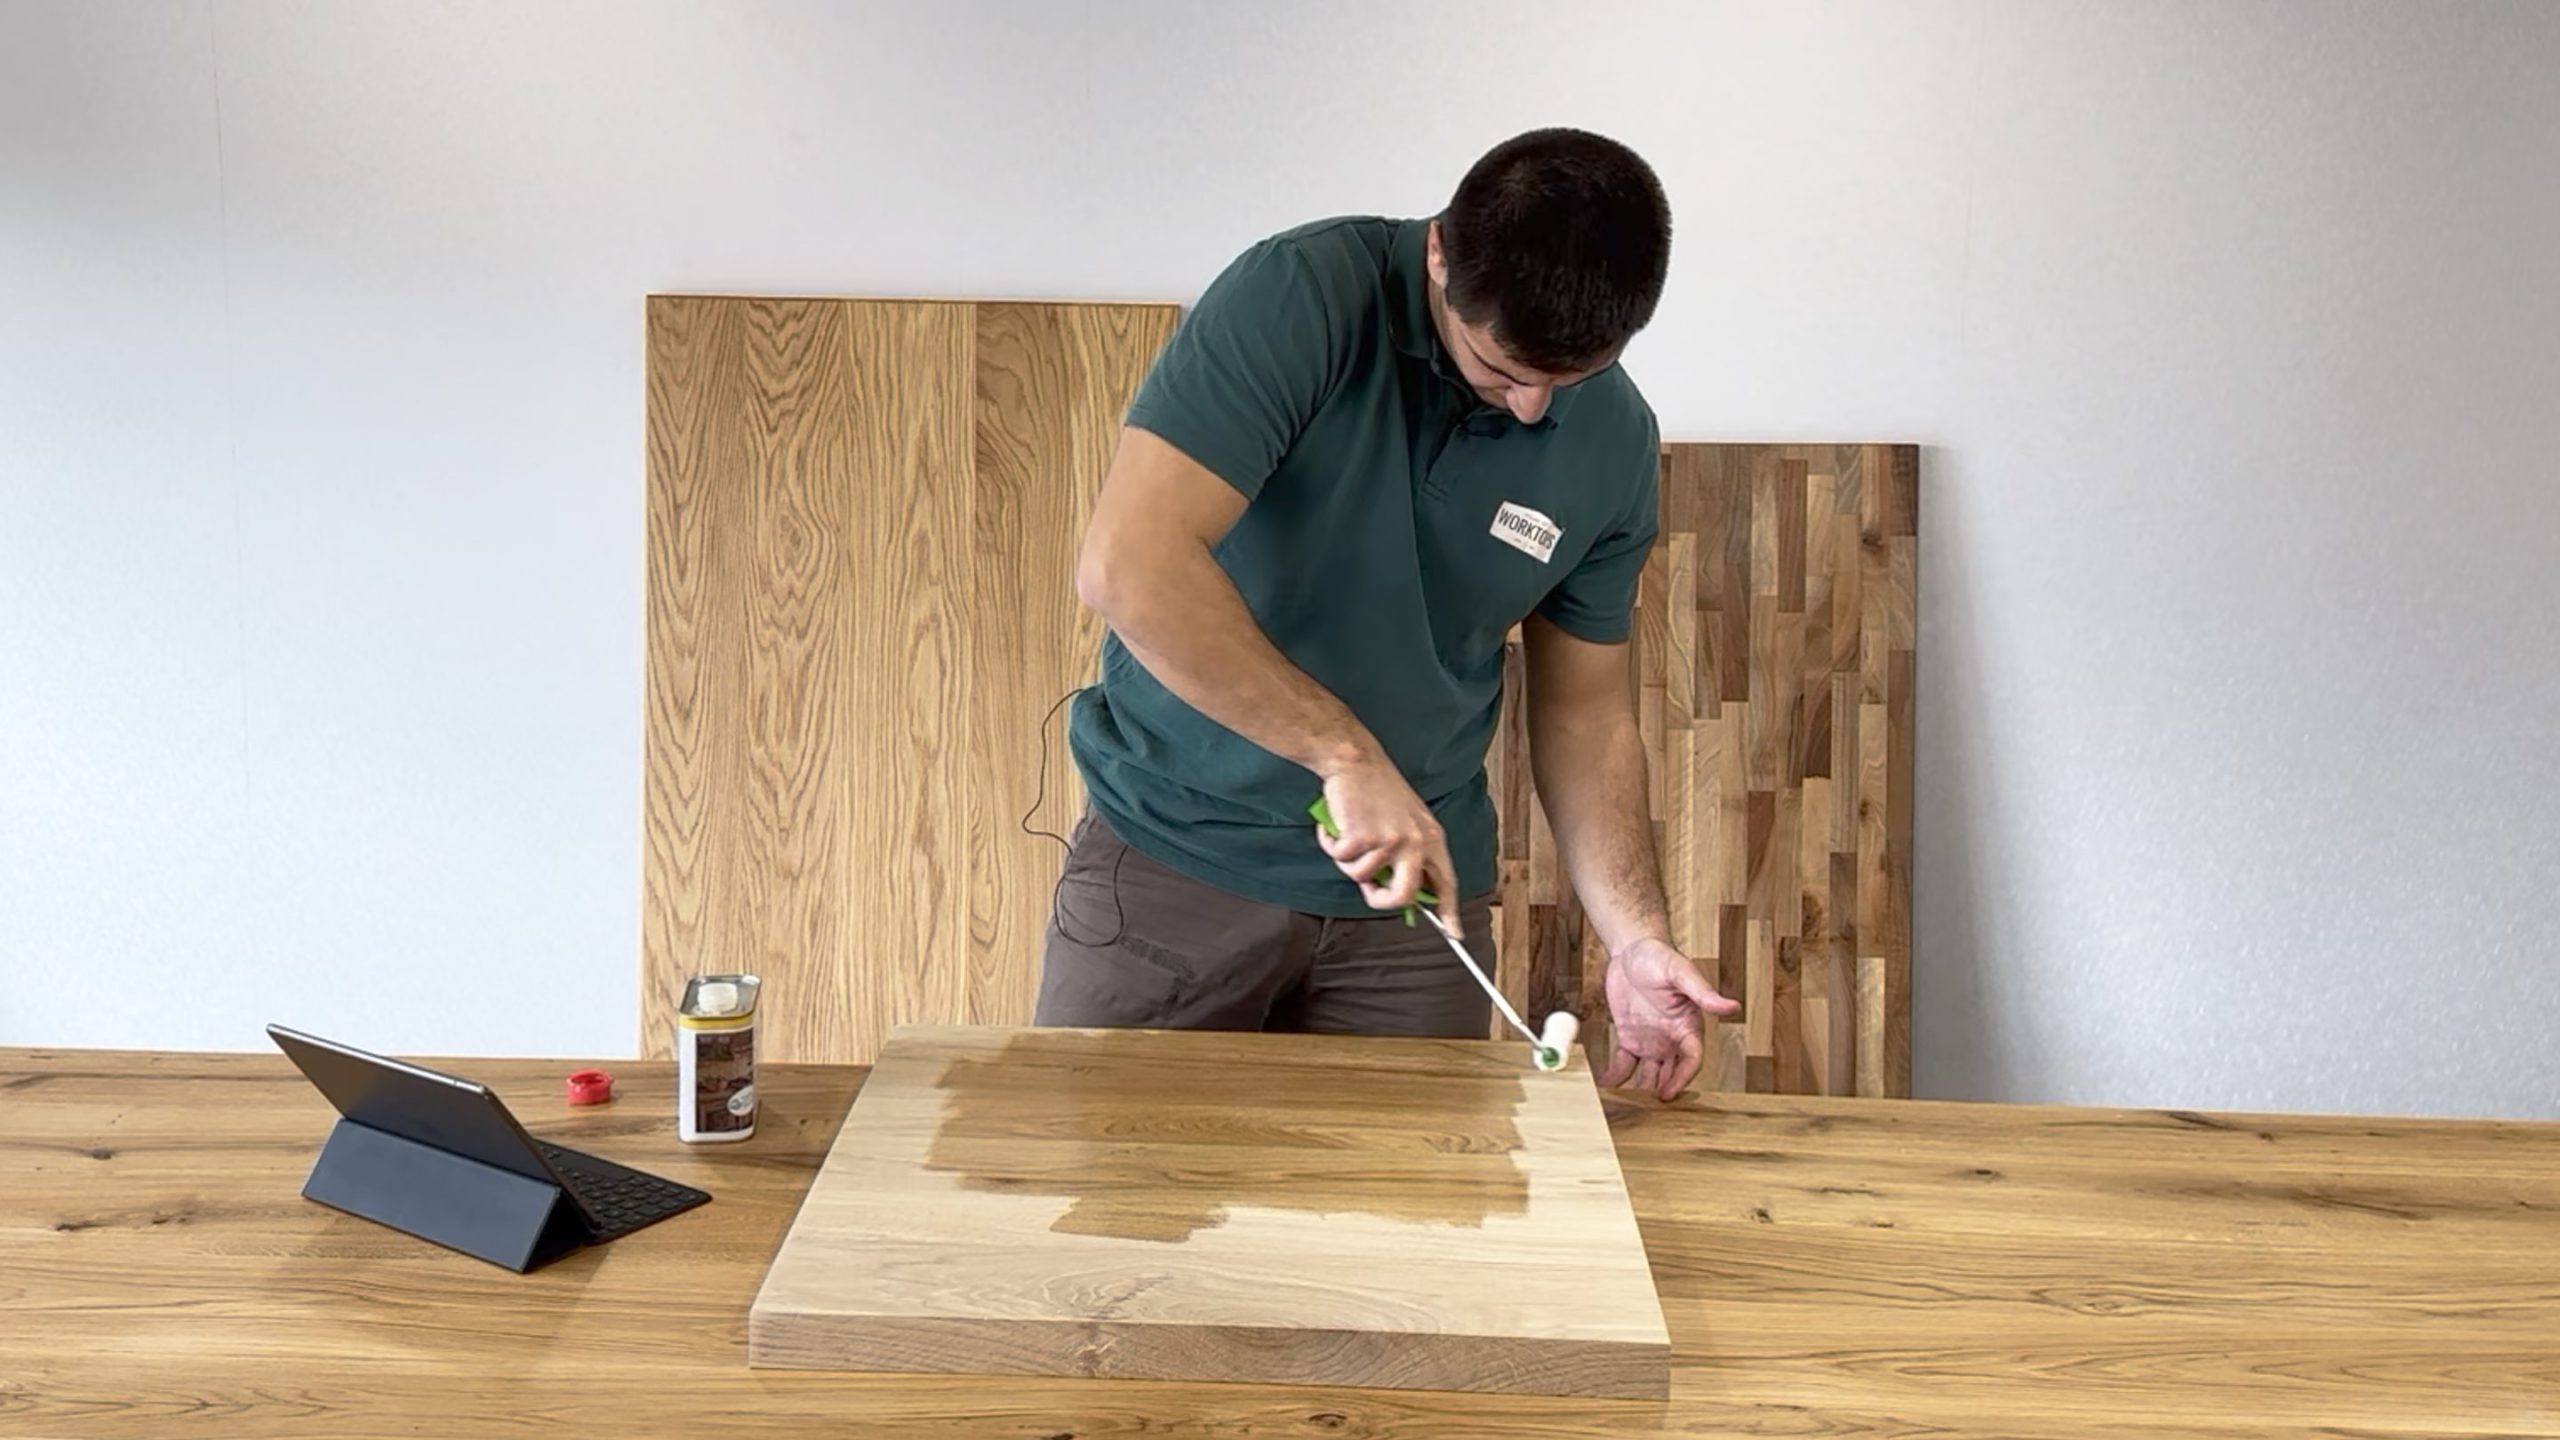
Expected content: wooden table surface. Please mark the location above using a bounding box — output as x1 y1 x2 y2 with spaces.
4 1048 2555 1438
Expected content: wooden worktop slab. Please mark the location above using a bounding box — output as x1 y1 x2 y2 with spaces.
746 1025 1671 1397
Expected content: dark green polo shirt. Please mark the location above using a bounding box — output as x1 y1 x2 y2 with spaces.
1070 215 1660 915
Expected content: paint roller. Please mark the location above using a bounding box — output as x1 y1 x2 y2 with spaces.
1311 797 1580 1072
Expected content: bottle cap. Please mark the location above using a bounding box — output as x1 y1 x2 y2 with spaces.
565 1069 615 1106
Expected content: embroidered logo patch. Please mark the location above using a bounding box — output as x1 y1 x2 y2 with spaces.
1490 501 1562 563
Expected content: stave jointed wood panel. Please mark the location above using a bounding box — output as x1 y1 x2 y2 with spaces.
1488 444 1916 1096
641 297 1178 1063
748 1026 1670 1398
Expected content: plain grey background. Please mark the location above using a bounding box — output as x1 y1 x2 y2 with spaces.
4 1 2555 1117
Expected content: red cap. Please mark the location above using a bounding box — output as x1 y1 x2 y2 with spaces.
565 1069 615 1106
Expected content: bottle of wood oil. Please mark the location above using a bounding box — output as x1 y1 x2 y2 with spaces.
677 973 760 1144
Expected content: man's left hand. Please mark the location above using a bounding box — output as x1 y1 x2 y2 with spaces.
1600 938 1741 1100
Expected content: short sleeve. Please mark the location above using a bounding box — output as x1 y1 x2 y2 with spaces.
1536 438 1660 645
1125 240 1342 502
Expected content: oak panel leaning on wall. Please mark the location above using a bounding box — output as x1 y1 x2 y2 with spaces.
641 295 1178 1063
1487 444 1917 1096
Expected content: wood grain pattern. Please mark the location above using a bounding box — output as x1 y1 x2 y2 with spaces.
642 295 1177 1062
8 1046 2555 1437
1491 444 1916 1096
748 1026 1670 1398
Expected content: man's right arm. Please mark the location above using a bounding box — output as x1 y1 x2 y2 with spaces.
1076 425 1463 936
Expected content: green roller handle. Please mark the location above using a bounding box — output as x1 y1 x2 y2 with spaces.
1308 796 1437 926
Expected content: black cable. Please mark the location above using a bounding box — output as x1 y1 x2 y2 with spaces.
1022 685 1127 947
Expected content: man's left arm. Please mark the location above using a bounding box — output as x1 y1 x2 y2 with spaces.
1522 614 1740 1099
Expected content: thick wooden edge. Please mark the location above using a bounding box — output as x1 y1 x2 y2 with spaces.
748 1307 1670 1400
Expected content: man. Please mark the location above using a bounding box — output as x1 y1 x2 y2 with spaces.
1039 128 1738 1099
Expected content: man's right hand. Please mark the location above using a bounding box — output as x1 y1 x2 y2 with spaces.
1314 755 1463 940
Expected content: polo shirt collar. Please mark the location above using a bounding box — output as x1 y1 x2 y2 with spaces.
1387 220 1439 361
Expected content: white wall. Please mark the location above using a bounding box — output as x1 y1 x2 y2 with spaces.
5 0 2554 1118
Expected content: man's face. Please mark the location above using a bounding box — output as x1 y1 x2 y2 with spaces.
1425 221 1614 426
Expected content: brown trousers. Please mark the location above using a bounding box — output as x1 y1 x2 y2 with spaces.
1034 812 1495 1039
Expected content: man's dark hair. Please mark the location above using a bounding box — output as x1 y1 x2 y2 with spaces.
1437 128 1672 374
